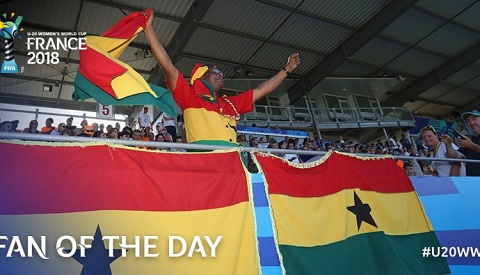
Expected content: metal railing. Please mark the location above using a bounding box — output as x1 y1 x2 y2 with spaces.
239 105 416 129
1 132 478 165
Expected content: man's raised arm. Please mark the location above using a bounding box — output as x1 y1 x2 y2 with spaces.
252 53 300 103
144 10 179 89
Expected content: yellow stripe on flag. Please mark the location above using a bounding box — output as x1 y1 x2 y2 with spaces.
270 188 432 247
85 30 157 99
0 202 259 275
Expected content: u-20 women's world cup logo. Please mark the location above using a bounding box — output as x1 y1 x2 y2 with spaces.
0 12 23 74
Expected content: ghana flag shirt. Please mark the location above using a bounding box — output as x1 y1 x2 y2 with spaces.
170 73 253 146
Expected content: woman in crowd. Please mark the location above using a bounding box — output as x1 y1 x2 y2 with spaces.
106 128 119 139
420 125 465 176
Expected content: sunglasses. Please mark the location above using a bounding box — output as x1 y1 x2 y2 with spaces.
208 67 224 78
421 125 437 135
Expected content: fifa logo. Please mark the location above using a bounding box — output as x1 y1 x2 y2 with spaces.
0 12 23 74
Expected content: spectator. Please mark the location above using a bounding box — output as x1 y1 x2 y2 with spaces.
51 123 67 135
147 131 155 141
72 128 83 136
99 124 105 132
23 120 40 134
0 121 13 132
65 117 76 135
452 110 480 176
115 122 121 132
131 130 142 141
145 12 300 147
403 162 416 176
400 133 412 149
250 137 259 148
283 142 300 163
92 130 106 138
258 137 268 148
79 125 95 137
163 131 173 142
92 123 99 132
409 147 419 157
420 125 465 176
40 118 56 134
237 134 249 147
155 133 165 142
106 124 113 133
171 136 186 152
106 128 118 139
388 134 401 152
161 113 177 141
138 107 151 129
119 131 130 140
80 119 88 130
122 126 133 137
11 120 20 132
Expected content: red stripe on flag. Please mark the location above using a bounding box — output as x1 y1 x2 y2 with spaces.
101 9 149 39
79 47 126 99
254 152 414 197
0 143 248 214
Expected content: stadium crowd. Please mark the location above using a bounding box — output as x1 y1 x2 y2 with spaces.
1 112 479 176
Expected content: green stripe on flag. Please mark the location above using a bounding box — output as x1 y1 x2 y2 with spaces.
279 231 450 275
73 72 176 117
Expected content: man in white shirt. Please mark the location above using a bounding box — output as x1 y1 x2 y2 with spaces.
161 113 177 140
138 106 151 129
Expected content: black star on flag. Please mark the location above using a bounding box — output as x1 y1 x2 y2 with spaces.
67 225 123 275
347 191 378 230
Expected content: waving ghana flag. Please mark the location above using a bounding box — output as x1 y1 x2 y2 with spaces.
72 9 175 116
0 142 259 275
253 151 450 274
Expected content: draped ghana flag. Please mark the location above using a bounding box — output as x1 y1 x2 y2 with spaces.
253 151 450 274
72 9 175 117
0 141 259 275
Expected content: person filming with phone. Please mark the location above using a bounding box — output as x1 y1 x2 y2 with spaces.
448 110 480 176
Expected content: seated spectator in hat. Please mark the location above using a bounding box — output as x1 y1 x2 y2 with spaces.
421 125 465 176
23 120 40 134
0 121 14 132
40 118 56 134
448 110 480 176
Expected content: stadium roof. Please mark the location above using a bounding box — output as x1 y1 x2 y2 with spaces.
1 0 480 120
